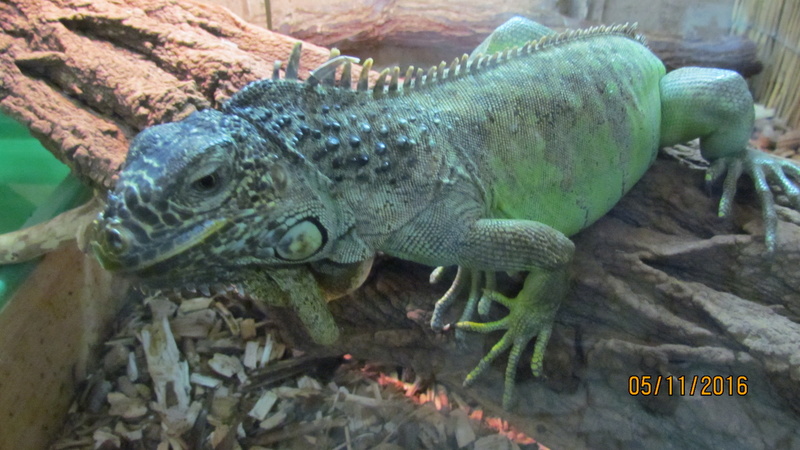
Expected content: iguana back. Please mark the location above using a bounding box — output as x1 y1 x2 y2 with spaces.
221 25 664 255
410 28 665 235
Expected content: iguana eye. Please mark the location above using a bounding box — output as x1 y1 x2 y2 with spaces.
192 172 219 192
189 167 230 196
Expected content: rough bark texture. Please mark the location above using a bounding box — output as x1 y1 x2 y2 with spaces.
1 1 798 448
0 0 346 188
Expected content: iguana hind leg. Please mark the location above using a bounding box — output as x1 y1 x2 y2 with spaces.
660 67 800 251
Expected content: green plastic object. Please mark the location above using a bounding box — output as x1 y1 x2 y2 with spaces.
0 113 90 311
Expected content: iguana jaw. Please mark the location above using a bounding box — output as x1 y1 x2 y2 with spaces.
90 216 230 274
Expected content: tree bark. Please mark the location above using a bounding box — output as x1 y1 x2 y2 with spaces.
1 1 798 448
0 0 343 188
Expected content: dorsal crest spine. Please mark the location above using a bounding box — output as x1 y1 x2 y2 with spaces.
273 23 642 99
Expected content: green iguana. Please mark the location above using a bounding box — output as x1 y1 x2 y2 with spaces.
90 17 800 409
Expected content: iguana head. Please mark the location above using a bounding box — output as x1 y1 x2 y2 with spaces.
89 41 448 291
90 108 344 290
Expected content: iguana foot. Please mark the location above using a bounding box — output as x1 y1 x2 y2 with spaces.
707 147 800 252
456 268 566 409
242 267 340 346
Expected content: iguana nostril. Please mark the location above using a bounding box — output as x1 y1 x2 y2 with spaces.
105 226 129 253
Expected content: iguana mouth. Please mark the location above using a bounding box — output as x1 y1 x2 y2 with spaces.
131 279 245 299
90 216 230 273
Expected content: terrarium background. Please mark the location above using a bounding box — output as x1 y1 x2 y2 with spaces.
207 0 800 128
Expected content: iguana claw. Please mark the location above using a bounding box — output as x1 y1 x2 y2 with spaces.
707 147 800 252
430 266 467 329
431 268 497 341
430 269 483 324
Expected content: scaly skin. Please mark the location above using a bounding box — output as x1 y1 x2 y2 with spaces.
90 17 800 409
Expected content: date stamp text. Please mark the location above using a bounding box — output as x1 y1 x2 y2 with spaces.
628 375 748 396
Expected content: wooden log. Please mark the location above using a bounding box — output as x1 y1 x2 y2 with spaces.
648 33 763 77
273 3 762 77
0 1 797 448
0 0 342 188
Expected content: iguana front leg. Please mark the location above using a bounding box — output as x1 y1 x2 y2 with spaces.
241 266 338 345
431 268 492 327
458 267 567 405
310 258 374 301
449 218 575 409
430 14 557 337
240 258 373 345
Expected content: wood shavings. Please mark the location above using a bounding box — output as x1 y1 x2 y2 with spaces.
170 309 216 338
189 372 223 388
114 375 140 399
208 424 233 447
210 388 239 423
93 428 121 448
139 317 190 409
155 400 203 437
248 390 278 421
145 296 178 320
243 340 260 369
208 353 246 380
114 422 144 441
126 351 138 381
52 292 540 449
259 333 280 367
240 317 257 340
103 343 131 373
297 375 323 390
107 392 148 419
258 410 287 431
214 301 240 335
177 296 213 313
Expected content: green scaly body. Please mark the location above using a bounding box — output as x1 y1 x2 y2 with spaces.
90 18 800 409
